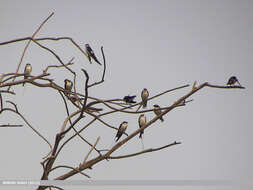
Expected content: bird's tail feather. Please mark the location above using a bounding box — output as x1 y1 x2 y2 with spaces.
141 137 144 150
236 80 241 86
143 101 147 108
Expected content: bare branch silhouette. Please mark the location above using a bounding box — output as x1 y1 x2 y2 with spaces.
0 14 245 190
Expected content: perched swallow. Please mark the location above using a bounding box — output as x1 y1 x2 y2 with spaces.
153 104 164 122
85 44 102 65
141 88 149 108
23 63 32 86
123 95 137 104
227 76 241 86
64 79 73 95
180 99 186 105
115 121 128 142
138 114 146 139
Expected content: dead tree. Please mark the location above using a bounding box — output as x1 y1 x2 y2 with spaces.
0 13 245 190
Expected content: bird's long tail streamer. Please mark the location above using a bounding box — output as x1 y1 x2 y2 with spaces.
141 136 144 150
237 80 242 87
22 85 26 96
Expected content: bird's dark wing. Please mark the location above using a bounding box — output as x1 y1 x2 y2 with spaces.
87 46 94 54
115 130 123 142
129 95 136 99
124 95 136 103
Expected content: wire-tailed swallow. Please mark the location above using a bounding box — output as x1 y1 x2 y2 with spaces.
85 44 102 65
115 121 128 142
138 114 146 139
141 88 149 108
153 104 164 122
64 79 73 95
123 95 136 104
23 63 32 86
227 76 241 86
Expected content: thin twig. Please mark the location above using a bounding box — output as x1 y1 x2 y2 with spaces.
108 141 181 159
83 136 101 164
1 103 52 157
88 46 106 88
80 69 89 116
0 124 23 128
0 73 50 88
44 58 74 73
0 90 15 95
60 110 80 133
206 83 245 89
55 118 96 159
32 40 74 74
7 12 54 90
49 165 90 178
18 112 53 152
0 93 2 110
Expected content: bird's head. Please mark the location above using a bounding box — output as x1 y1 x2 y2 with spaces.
64 79 72 85
231 76 237 80
153 104 159 108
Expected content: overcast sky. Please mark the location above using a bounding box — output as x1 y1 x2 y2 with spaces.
0 0 252 190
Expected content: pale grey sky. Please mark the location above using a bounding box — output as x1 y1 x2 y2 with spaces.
0 0 252 190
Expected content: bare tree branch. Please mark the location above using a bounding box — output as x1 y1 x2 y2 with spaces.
108 141 181 159
83 136 101 164
32 40 74 74
88 46 106 88
80 69 89 116
49 165 90 178
0 18 245 189
0 73 50 88
55 81 244 181
44 57 74 73
7 12 54 90
0 124 23 128
0 36 88 59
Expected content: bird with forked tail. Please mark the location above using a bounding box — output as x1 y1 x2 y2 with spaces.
227 76 241 86
115 121 128 142
85 44 102 65
123 95 136 104
23 63 32 86
153 104 164 122
138 114 146 139
64 79 73 96
141 88 149 108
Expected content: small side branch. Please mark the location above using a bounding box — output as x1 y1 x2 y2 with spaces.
88 46 106 88
0 124 23 128
108 141 181 159
44 58 74 73
80 69 89 116
49 165 90 179
7 12 54 90
206 83 245 89
83 136 101 164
